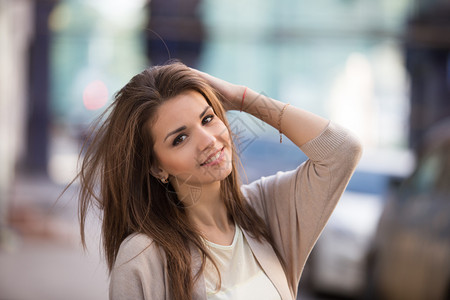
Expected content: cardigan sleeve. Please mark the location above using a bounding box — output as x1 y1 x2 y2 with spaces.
241 122 362 291
109 233 167 300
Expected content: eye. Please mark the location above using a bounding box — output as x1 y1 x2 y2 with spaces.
202 114 214 125
172 134 187 146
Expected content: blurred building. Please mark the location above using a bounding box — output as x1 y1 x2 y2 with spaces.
200 0 414 149
2 0 449 299
0 0 426 246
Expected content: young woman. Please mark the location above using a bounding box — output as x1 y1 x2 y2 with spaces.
76 62 362 300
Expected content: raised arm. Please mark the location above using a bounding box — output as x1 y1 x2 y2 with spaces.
194 68 363 294
193 69 328 147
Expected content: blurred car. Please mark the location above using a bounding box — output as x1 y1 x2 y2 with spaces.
369 119 450 300
304 148 414 298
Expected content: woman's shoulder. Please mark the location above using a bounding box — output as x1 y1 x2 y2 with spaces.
110 233 167 298
114 233 165 269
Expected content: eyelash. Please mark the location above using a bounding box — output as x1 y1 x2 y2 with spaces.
202 114 214 125
172 114 215 146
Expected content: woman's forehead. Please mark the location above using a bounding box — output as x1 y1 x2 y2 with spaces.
159 91 208 118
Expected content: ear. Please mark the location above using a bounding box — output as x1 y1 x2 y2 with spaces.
150 164 169 181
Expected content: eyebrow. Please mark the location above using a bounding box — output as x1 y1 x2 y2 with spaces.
164 125 187 142
163 106 212 142
199 105 211 118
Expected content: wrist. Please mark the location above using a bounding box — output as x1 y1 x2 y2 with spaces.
239 87 248 112
234 85 248 111
216 84 245 111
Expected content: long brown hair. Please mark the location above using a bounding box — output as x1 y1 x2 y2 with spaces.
75 62 282 300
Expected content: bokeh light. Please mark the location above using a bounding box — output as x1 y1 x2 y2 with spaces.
82 80 108 110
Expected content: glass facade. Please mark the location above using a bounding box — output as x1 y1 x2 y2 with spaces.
200 0 413 148
49 0 415 148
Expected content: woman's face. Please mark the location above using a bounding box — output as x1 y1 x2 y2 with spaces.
150 90 233 187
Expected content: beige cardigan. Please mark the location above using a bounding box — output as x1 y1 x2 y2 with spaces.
109 122 363 300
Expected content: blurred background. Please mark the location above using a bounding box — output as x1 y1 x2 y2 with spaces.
1 0 449 299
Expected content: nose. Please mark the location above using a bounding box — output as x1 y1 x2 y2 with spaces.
197 126 216 152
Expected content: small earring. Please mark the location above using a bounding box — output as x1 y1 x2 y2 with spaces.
160 177 168 184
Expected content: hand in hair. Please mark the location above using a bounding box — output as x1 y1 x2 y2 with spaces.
190 68 246 112
191 67 329 147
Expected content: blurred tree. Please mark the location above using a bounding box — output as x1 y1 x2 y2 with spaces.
406 0 450 157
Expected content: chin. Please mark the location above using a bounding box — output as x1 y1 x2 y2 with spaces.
172 165 232 187
201 166 233 184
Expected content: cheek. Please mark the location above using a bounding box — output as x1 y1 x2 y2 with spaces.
213 120 231 144
158 149 195 175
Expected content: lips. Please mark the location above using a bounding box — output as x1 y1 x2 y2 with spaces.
200 147 224 166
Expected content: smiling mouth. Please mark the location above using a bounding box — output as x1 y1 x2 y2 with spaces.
200 147 224 166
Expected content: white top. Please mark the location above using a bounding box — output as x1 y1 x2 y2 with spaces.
203 225 281 300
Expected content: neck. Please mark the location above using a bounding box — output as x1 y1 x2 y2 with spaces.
175 180 232 231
